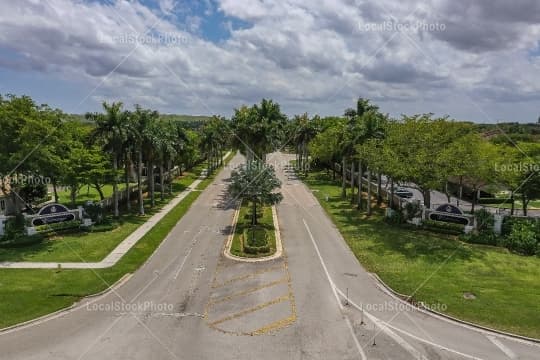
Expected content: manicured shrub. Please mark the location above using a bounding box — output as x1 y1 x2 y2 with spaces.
83 202 104 224
34 220 81 234
502 221 539 256
461 231 499 246
4 214 26 239
404 202 422 221
242 226 270 254
474 208 494 232
385 209 404 225
422 220 464 235
89 222 119 233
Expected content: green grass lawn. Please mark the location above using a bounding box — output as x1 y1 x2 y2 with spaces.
0 169 201 263
56 183 137 207
483 200 540 210
0 154 233 329
230 202 276 258
302 169 540 339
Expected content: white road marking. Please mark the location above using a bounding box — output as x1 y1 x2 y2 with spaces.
303 217 487 360
303 218 366 360
173 229 203 280
335 288 428 360
487 335 518 359
336 289 484 360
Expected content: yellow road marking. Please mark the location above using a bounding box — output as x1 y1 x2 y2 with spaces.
208 277 288 306
208 295 290 326
251 314 297 335
211 264 284 288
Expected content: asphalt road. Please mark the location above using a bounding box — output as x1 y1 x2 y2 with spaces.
0 152 538 359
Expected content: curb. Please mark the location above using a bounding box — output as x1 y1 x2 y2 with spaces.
223 205 283 263
369 272 540 345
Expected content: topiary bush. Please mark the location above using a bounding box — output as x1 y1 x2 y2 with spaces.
385 209 405 225
502 221 539 256
474 208 494 232
242 226 270 254
404 201 422 221
83 202 104 224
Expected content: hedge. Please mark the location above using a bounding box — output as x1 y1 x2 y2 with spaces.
478 197 513 205
422 219 465 235
34 220 81 234
242 227 270 254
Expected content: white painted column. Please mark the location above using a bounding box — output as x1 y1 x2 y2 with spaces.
0 216 6 237
493 214 504 235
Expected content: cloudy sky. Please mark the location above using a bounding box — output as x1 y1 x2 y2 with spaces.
0 0 539 122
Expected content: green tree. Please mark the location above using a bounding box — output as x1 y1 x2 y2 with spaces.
231 99 286 163
382 115 472 209
228 161 283 225
86 102 129 217
291 113 319 174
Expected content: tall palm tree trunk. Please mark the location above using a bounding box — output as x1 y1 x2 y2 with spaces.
341 158 347 198
357 160 363 210
113 154 119 217
137 150 144 216
159 162 165 201
149 161 155 207
168 160 173 195
350 161 355 203
125 152 131 212
377 172 382 206
52 179 59 203
367 168 372 216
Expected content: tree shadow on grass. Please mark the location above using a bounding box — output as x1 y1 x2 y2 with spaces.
0 241 55 262
329 200 479 264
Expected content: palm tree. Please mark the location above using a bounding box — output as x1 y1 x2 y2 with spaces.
86 102 128 217
131 105 159 215
231 99 286 164
171 122 188 177
336 98 385 204
155 122 177 200
142 119 160 208
292 113 318 174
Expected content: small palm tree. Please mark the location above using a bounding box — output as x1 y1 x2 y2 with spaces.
228 161 283 225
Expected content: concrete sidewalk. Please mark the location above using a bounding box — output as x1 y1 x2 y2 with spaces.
0 152 230 270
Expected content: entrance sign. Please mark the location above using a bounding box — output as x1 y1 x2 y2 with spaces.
32 204 76 226
435 204 463 215
429 203 470 225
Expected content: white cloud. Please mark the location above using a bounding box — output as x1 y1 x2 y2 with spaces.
0 0 538 121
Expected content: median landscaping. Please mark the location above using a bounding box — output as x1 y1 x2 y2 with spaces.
230 203 276 258
301 169 540 339
0 153 233 329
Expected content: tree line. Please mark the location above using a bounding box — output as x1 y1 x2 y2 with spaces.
288 98 540 216
0 94 228 217
2 94 538 218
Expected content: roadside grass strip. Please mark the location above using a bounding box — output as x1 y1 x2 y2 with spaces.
300 168 540 339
